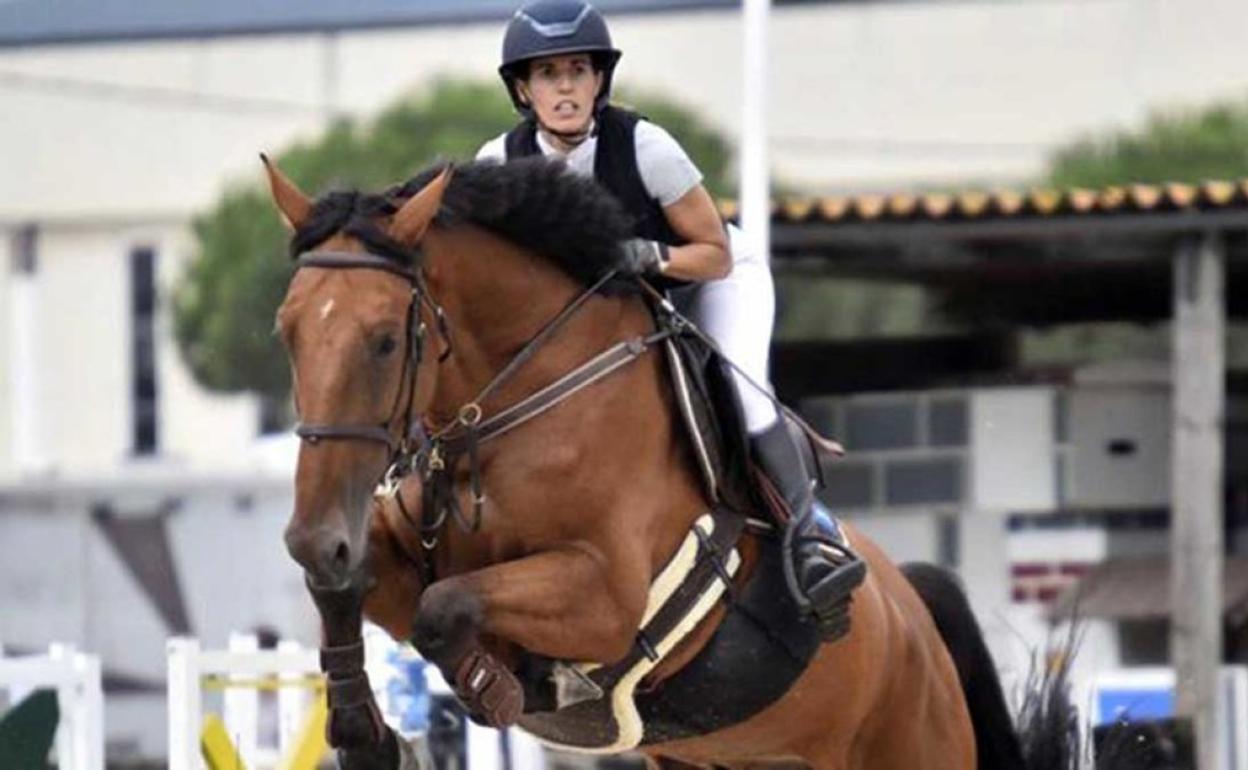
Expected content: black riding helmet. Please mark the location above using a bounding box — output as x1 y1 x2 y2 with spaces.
498 0 622 118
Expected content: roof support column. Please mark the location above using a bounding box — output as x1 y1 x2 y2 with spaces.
1170 231 1226 770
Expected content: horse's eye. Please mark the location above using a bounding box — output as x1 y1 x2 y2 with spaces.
377 335 398 357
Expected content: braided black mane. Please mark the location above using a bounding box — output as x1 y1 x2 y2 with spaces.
290 157 639 288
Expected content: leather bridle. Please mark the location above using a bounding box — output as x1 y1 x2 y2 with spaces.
289 247 673 588
291 250 448 459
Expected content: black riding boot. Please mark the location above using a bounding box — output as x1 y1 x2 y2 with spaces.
751 420 866 642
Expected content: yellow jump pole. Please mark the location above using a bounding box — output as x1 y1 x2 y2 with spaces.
276 691 329 770
201 714 250 770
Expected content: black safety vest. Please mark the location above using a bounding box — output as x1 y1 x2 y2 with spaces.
503 106 686 247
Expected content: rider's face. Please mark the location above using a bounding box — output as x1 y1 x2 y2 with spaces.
517 53 603 137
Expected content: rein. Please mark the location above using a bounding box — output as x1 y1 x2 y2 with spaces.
290 248 672 588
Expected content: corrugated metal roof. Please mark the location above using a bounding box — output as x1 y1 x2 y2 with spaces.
0 0 733 48
1049 557 1248 625
729 179 1248 226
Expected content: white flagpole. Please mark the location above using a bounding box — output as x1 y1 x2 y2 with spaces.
741 0 771 263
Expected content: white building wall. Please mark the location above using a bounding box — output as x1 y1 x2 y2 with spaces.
971 388 1057 513
2 0 1248 222
34 228 132 474
3 0 1248 479
0 222 262 481
849 510 940 565
0 236 15 474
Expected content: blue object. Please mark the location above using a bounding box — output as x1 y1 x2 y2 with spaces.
383 649 431 734
1096 686 1175 724
811 501 843 541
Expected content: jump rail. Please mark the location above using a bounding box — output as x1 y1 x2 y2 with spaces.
167 633 325 770
0 642 105 770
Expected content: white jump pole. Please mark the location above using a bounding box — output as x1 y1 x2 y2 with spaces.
741 0 772 263
50 644 105 770
225 632 260 761
167 638 204 770
0 643 105 770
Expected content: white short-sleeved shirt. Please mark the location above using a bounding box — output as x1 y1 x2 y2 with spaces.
476 119 703 207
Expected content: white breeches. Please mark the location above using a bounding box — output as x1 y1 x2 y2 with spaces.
671 225 779 434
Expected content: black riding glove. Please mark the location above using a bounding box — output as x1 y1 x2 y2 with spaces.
622 238 670 276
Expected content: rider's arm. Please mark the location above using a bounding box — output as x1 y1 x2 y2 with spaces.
632 121 730 282
658 186 730 281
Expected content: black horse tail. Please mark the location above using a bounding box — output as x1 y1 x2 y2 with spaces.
901 563 1081 770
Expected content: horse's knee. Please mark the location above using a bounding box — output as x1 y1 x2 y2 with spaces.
411 580 484 665
596 607 638 662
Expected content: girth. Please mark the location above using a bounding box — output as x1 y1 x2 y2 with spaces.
517 505 746 752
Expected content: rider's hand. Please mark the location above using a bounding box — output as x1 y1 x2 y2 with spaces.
622 238 670 276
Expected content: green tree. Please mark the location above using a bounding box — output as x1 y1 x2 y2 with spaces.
174 79 734 408
1049 98 1248 188
1033 97 1248 368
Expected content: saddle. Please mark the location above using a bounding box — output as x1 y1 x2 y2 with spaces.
512 303 840 752
661 317 836 522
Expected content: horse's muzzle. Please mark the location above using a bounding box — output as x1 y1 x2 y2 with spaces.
285 521 356 589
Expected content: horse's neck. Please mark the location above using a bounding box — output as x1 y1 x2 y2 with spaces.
423 226 710 597
424 226 645 416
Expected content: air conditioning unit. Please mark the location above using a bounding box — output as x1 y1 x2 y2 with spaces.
1064 386 1170 509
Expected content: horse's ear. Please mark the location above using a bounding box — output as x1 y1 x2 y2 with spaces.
260 153 312 231
390 166 454 248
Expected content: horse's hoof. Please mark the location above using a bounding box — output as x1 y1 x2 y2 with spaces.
453 648 525 727
337 727 407 770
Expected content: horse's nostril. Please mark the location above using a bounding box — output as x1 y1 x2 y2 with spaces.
284 525 354 585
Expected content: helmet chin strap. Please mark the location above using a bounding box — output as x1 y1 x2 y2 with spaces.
536 117 596 151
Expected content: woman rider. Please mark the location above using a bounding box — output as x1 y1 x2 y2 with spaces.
477 0 863 640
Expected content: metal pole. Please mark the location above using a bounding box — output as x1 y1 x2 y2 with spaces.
9 225 44 473
321 31 341 122
741 0 771 263
1171 231 1226 770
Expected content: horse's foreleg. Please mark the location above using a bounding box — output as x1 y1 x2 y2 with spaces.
306 577 419 770
412 543 645 727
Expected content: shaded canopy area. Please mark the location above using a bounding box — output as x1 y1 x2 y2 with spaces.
750 180 1248 327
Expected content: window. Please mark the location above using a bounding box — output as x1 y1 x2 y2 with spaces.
10 224 36 275
821 461 874 509
1118 619 1170 666
928 398 967 447
938 515 960 568
845 400 917 450
800 397 840 438
130 247 158 456
884 457 962 506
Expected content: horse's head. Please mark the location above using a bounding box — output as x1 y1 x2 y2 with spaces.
263 156 451 589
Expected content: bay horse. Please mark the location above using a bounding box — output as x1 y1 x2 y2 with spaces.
262 154 1076 770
